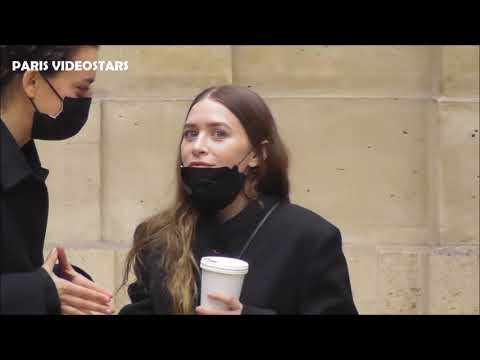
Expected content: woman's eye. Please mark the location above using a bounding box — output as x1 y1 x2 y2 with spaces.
213 129 227 138
183 130 198 139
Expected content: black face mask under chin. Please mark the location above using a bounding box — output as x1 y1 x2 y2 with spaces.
29 74 92 141
180 151 253 214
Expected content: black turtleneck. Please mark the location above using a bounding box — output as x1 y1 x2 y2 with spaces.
120 194 358 315
193 195 279 261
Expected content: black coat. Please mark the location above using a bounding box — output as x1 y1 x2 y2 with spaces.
120 194 358 315
0 118 90 314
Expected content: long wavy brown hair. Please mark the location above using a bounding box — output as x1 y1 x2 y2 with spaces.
121 85 290 314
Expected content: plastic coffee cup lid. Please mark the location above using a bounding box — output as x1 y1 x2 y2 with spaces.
200 256 249 275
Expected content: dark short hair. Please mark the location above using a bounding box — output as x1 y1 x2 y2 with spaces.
0 45 98 92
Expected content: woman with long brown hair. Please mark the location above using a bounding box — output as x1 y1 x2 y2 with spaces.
119 85 357 314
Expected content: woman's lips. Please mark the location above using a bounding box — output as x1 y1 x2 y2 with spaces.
189 162 215 167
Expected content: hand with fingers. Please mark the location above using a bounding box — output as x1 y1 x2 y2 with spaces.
42 247 115 315
195 293 243 315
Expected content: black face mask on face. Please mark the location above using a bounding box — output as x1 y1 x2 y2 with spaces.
29 74 92 141
180 151 253 214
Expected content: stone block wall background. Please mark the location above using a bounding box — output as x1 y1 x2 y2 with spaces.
39 46 479 314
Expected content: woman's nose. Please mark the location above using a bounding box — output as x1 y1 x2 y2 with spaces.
191 134 208 156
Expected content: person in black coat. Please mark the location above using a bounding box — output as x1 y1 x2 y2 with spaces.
120 85 358 315
0 46 113 315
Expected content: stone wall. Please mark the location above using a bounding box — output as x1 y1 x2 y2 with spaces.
39 46 479 314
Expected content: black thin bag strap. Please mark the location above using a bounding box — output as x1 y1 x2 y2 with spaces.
237 201 281 259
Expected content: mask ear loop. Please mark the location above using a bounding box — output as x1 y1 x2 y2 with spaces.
39 72 63 100
236 139 269 169
38 72 64 117
235 149 254 169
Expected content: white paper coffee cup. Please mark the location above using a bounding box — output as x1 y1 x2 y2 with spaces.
200 256 249 311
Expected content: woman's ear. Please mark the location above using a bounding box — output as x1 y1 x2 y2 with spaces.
247 152 260 168
22 71 39 99
247 140 269 168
